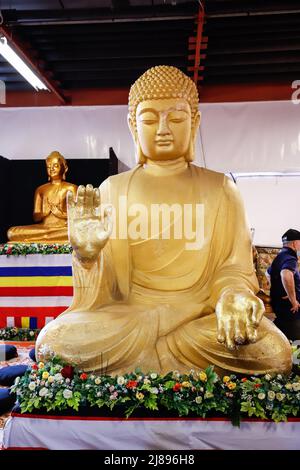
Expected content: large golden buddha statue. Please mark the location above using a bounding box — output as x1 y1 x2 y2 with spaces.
8 151 77 243
36 66 291 376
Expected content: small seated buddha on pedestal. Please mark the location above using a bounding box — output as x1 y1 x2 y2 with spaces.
7 151 77 244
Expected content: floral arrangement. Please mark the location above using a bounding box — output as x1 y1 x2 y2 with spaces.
0 243 72 256
11 358 237 419
0 327 40 341
10 356 300 423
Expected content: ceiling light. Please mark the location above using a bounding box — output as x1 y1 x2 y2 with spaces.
0 36 48 91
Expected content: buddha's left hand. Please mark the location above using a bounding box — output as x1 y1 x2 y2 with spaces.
215 288 265 350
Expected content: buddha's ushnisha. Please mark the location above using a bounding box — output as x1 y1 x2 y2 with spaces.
36 66 292 376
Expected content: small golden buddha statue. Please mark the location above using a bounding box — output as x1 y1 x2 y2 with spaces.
8 151 77 244
36 66 291 376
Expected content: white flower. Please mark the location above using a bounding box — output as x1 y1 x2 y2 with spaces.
38 344 54 359
65 378 70 384
28 382 36 391
96 392 102 397
277 374 282 380
150 387 159 395
292 382 300 391
47 376 55 384
264 374 272 381
54 373 63 382
117 376 125 386
63 389 73 399
143 378 151 385
285 383 293 390
276 393 285 401
204 391 214 399
29 331 34 337
85 384 91 389
195 396 203 404
14 377 20 385
90 375 95 380
94 377 101 385
150 373 157 380
258 393 266 400
39 387 48 397
137 375 143 381
268 390 275 400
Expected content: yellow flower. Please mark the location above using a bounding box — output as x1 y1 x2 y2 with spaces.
223 376 230 383
199 371 207 382
42 371 49 380
48 376 55 384
136 392 144 400
38 362 45 369
227 382 236 390
181 381 192 388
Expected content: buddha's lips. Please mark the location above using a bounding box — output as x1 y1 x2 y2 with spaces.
156 140 173 145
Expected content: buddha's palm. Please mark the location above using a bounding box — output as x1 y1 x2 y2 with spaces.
67 184 112 261
216 288 265 350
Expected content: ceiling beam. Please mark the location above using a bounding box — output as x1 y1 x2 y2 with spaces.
0 24 66 104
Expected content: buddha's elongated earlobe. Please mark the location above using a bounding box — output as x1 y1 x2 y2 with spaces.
185 139 195 162
137 142 147 164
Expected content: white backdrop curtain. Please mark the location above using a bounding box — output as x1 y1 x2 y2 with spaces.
0 101 300 171
0 101 300 246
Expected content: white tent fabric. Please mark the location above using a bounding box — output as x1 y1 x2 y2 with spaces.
0 101 299 246
0 101 299 172
236 175 300 247
3 414 300 450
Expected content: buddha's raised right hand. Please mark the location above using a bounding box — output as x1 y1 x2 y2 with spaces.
67 184 113 263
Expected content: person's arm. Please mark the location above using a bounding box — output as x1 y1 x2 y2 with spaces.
265 268 271 287
281 269 300 313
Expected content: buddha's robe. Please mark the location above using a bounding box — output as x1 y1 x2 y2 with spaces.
36 160 291 375
8 181 77 243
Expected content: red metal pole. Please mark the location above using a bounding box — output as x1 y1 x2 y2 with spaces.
0 24 67 104
193 3 205 84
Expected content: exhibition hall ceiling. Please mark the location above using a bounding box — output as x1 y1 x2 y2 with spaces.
0 0 300 92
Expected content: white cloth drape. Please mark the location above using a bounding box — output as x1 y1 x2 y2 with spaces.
0 101 299 172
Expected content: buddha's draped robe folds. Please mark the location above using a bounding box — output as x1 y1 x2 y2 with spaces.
36 161 291 375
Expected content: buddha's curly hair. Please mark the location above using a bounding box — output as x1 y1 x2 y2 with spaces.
128 66 199 129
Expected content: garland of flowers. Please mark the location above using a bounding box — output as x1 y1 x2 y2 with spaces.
10 356 300 424
0 243 72 256
0 327 40 341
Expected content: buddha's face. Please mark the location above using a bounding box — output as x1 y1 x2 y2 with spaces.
46 157 64 180
135 98 193 161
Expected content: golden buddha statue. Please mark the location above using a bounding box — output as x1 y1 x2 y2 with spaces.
8 151 77 244
36 66 291 376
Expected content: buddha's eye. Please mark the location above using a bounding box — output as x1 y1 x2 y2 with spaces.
138 112 158 124
168 113 187 123
141 119 157 125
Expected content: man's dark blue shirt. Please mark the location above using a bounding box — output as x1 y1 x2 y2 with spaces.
268 247 300 321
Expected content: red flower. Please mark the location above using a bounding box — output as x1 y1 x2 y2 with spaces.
241 378 247 382
173 383 182 392
6 246 12 255
254 383 262 388
80 373 88 381
61 365 74 380
126 380 138 389
31 364 38 370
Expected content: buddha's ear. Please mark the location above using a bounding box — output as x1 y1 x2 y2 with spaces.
127 114 137 143
186 111 201 162
192 111 201 143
